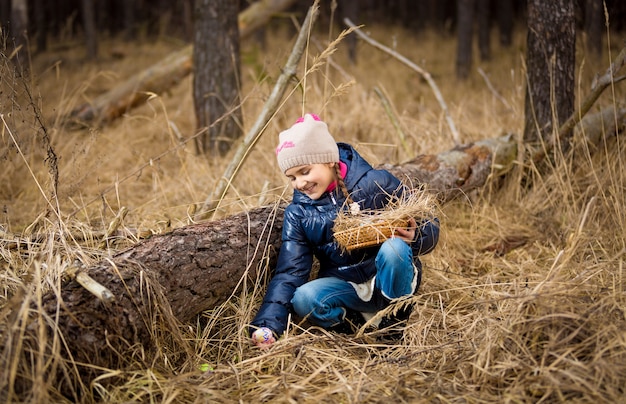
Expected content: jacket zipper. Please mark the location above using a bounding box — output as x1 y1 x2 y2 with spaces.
330 192 337 206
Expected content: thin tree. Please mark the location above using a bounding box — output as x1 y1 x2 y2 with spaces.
122 0 136 41
193 0 242 156
477 0 490 61
338 0 358 63
496 0 514 47
523 0 575 144
456 0 475 79
81 0 98 60
584 0 604 58
10 0 28 67
456 0 492 80
34 0 47 52
0 0 10 30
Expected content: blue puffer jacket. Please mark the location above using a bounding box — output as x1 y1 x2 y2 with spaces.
251 143 440 336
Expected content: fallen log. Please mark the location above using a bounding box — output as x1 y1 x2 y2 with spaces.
384 134 518 202
64 0 296 127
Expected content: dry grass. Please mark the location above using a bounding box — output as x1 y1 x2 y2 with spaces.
1 18 626 403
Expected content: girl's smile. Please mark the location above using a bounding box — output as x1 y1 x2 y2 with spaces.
285 162 336 200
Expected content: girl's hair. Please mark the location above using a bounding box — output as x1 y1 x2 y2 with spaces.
334 164 354 205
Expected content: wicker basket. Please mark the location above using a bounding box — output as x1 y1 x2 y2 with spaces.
333 217 409 251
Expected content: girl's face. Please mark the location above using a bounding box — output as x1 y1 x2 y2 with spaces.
285 163 336 200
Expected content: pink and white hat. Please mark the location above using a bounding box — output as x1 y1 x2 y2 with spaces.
275 113 339 173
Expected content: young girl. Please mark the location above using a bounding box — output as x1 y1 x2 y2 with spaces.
250 114 439 347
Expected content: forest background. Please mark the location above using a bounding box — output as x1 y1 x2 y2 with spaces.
1 0 626 402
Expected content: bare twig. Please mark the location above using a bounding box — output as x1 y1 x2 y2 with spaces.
530 44 626 163
477 67 512 110
195 1 320 221
373 86 410 155
66 263 116 303
344 18 461 146
558 44 626 137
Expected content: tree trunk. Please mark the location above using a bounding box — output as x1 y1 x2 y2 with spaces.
34 0 47 53
0 0 10 31
81 0 98 60
496 0 513 47
183 0 194 41
122 0 136 40
65 0 296 128
584 0 603 58
523 0 575 144
193 0 242 156
477 0 490 61
456 0 475 80
339 0 359 64
10 0 28 67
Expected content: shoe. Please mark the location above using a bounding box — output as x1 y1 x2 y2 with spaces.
377 302 413 341
329 309 365 335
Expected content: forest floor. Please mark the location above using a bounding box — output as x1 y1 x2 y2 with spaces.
1 19 626 402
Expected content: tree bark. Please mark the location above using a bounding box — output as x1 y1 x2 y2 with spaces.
81 0 98 60
10 0 28 67
193 0 242 156
456 0 475 80
34 0 47 53
496 0 513 47
477 0 490 61
0 0 10 30
523 0 575 144
584 0 603 58
65 0 296 128
122 0 136 40
338 0 359 64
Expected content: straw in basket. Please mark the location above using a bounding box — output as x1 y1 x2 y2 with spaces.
333 216 410 251
332 189 437 252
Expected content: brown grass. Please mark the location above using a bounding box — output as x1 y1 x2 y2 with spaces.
1 18 626 403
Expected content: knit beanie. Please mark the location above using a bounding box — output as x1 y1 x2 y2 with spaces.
275 114 340 173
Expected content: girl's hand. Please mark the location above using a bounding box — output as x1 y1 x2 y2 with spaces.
393 217 417 243
251 327 276 348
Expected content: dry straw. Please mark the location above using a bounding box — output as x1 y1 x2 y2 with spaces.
1 2 626 402
333 188 438 251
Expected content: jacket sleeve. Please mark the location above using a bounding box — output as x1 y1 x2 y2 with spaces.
249 207 313 337
354 169 403 210
412 217 440 256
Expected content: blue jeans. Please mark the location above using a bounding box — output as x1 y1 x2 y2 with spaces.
291 238 419 328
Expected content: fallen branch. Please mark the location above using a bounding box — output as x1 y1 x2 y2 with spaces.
344 18 461 146
530 44 626 163
477 67 513 110
558 44 626 137
65 263 115 303
64 0 297 127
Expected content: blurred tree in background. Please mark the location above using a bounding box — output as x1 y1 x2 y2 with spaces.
523 0 575 144
1 0 624 65
192 0 242 156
